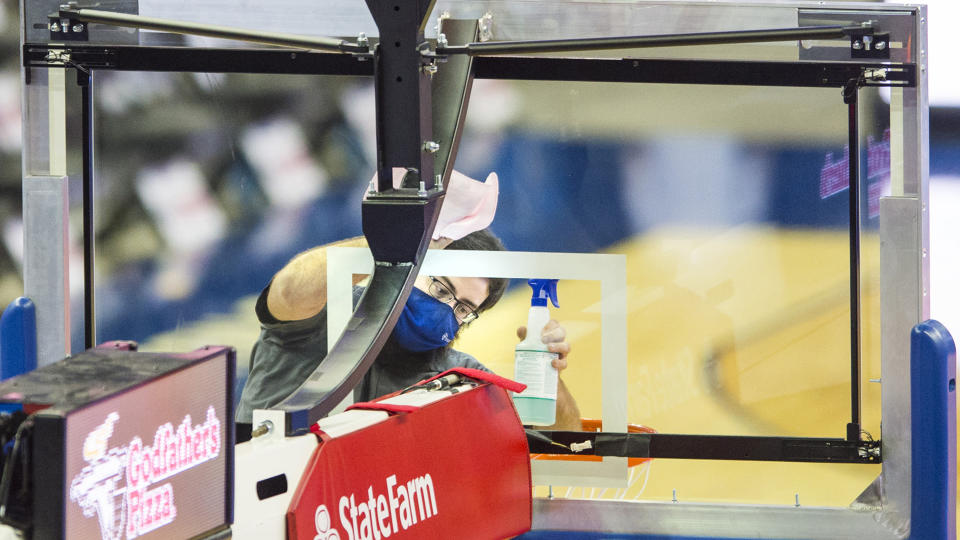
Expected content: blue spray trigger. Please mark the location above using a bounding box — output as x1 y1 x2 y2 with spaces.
527 279 559 308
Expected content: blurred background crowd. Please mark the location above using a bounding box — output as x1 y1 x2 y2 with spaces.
0 0 957 357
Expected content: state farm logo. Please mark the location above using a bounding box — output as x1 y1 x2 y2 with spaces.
314 505 340 540
68 407 222 539
333 472 438 540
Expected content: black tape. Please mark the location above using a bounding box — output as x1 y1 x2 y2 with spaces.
595 433 650 458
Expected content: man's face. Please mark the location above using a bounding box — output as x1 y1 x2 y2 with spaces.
413 275 490 325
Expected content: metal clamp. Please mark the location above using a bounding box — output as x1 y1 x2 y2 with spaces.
478 13 494 42
857 442 881 461
421 62 438 78
25 45 117 71
863 67 888 82
42 48 71 64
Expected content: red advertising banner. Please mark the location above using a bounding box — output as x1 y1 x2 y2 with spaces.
286 383 532 540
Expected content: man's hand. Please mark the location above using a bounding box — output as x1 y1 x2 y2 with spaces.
517 319 571 371
430 237 453 249
517 319 580 430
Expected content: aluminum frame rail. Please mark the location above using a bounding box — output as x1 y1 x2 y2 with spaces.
23 44 916 87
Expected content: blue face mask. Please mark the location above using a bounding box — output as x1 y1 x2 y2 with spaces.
392 287 460 352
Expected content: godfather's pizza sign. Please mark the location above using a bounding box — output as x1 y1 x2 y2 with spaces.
68 408 222 539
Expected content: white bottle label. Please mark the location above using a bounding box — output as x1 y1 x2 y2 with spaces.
514 350 559 400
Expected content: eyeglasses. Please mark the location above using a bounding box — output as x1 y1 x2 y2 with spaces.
428 277 480 323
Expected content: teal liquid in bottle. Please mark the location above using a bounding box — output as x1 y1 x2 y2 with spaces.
513 279 560 425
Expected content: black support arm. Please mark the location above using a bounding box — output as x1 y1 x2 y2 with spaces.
274 10 485 435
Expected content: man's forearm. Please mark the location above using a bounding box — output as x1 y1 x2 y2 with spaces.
266 236 368 321
547 378 581 431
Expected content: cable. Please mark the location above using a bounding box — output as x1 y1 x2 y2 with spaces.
421 373 461 391
399 373 465 394
0 414 34 530
524 429 595 453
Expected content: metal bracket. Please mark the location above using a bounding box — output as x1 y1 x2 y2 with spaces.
851 31 890 59
352 32 374 61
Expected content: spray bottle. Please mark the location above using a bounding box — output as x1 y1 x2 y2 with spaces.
513 279 560 425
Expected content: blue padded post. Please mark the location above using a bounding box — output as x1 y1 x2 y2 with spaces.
0 297 37 380
909 319 956 540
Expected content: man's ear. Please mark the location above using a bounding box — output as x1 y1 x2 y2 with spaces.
429 237 453 250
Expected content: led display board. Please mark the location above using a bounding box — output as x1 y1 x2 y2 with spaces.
0 346 234 539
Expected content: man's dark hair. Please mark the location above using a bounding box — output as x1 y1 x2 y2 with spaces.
444 228 507 314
